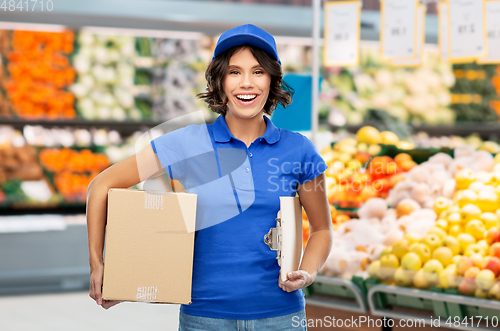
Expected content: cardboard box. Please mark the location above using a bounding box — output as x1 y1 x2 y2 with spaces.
102 188 197 304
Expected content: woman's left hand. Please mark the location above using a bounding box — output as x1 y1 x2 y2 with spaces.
278 270 314 292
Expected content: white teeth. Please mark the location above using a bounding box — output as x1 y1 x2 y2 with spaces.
237 95 257 100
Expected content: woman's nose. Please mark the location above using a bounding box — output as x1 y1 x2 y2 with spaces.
239 73 254 88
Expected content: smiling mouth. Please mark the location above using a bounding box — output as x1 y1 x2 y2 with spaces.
236 94 257 102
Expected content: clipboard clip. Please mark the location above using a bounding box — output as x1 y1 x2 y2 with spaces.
264 213 282 266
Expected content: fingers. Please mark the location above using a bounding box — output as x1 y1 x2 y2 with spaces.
89 278 103 305
101 300 123 310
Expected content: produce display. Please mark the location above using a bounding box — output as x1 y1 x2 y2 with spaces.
2 30 76 119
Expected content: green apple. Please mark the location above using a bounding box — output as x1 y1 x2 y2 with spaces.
432 247 453 267
442 236 460 255
423 259 444 285
476 269 496 291
439 265 459 289
401 252 422 271
368 261 381 280
457 233 477 254
475 288 489 299
413 269 430 289
410 243 431 264
488 282 500 300
380 254 400 280
394 267 414 287
465 219 486 240
480 212 499 230
392 239 411 260
464 244 486 257
421 234 442 252
460 204 482 223
379 246 392 258
428 227 447 240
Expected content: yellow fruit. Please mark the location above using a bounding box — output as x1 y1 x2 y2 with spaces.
465 219 486 240
435 219 449 232
455 190 477 208
477 191 499 212
432 247 454 267
449 225 464 237
455 169 476 190
460 204 482 223
380 131 399 145
404 232 422 245
480 212 499 230
356 126 381 145
447 212 461 226
494 153 500 164
428 227 448 240
397 141 414 150
434 197 453 215
457 233 477 254
392 239 411 260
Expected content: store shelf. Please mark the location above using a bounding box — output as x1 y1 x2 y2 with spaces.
329 122 500 140
367 284 500 331
305 275 368 314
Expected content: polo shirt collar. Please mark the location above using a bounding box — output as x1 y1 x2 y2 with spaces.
212 115 280 144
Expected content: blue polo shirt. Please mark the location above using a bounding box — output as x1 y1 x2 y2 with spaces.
151 115 327 319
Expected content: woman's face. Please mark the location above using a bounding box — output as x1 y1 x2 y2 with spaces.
223 47 271 119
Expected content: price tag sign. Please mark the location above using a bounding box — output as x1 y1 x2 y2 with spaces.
448 0 486 62
438 2 449 62
392 5 426 67
324 1 362 66
478 0 500 64
381 0 419 60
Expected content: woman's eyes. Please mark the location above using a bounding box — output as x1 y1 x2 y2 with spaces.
229 70 265 75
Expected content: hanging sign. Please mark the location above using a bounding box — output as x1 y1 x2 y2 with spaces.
478 0 500 64
448 0 486 63
392 5 426 67
324 1 362 66
438 2 450 62
380 0 419 60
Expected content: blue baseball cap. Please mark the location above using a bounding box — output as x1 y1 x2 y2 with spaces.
212 24 281 64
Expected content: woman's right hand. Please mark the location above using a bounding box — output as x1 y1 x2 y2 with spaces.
89 263 122 309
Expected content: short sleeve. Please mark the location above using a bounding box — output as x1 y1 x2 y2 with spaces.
299 135 328 185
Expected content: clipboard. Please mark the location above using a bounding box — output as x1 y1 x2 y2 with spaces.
264 196 303 282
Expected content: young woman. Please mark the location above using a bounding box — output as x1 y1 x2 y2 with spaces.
87 24 333 330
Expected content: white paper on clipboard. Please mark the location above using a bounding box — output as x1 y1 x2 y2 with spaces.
478 0 500 64
264 196 303 283
391 5 426 67
381 0 419 60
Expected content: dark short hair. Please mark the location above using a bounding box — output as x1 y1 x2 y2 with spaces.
197 45 294 116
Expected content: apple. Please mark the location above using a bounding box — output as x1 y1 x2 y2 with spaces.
457 233 476 254
368 261 381 280
480 212 499 230
413 269 430 289
476 269 496 290
435 219 449 232
442 236 460 255
488 282 500 300
465 219 486 240
490 242 500 258
477 240 490 252
469 181 486 192
458 278 476 296
439 265 459 289
460 204 482 223
392 239 411 260
380 254 400 280
394 267 414 287
434 197 452 215
432 247 453 267
455 169 475 190
452 255 462 265
428 227 447 240
464 266 481 279
477 191 499 213
470 253 484 269
449 225 464 238
485 227 500 245
483 257 500 276
404 232 422 245
475 288 489 299
401 252 422 271
465 244 486 257
354 152 371 164
456 256 474 276
423 259 444 285
447 212 461 226
410 243 431 264
421 234 442 252
456 190 478 208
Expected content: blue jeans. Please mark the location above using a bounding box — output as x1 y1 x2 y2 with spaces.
179 309 307 331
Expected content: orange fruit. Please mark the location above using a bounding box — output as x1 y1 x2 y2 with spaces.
395 153 412 165
400 160 417 172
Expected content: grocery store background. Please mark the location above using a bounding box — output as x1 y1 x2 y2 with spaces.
1 0 500 330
